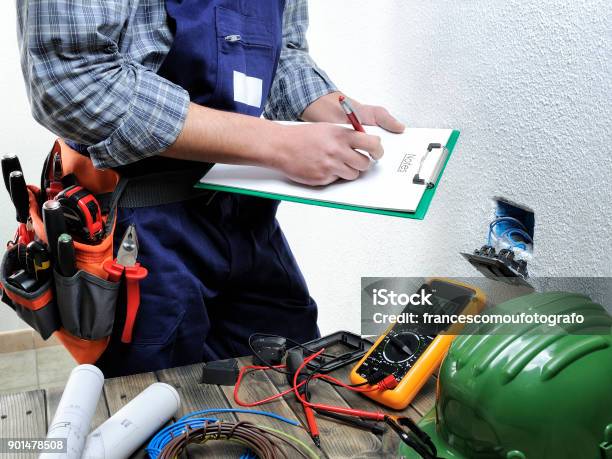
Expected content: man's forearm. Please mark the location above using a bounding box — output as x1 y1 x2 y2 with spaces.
161 100 386 187
162 102 284 169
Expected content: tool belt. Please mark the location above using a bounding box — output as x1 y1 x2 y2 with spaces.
0 140 211 364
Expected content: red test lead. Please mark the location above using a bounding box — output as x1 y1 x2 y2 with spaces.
304 405 320 448
339 95 366 132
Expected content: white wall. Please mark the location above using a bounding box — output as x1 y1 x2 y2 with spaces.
278 0 612 334
0 1 610 334
0 3 55 331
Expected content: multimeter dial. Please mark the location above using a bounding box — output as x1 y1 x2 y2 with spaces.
383 332 420 363
356 330 431 382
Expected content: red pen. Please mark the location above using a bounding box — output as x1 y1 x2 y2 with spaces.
339 95 365 132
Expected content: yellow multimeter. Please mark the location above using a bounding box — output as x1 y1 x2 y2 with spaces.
350 278 486 409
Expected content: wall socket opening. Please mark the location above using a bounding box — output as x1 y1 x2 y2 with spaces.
490 196 535 259
461 197 535 286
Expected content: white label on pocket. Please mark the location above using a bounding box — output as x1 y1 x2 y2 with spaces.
233 70 263 108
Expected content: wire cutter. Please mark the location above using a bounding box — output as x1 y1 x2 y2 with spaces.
103 224 148 344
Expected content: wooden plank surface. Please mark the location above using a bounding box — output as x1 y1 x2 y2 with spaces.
160 360 315 458
103 371 158 415
157 365 236 421
327 364 424 458
10 353 437 459
265 362 382 458
221 357 319 457
0 390 47 459
156 363 201 387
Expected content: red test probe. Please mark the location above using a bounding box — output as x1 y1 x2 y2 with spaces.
234 347 403 449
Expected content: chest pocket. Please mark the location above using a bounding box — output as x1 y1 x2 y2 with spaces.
213 6 278 116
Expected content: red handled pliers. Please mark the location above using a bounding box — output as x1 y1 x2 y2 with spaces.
103 224 148 344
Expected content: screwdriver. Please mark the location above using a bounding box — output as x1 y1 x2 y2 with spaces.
9 171 30 225
9 171 32 245
1 154 22 193
42 200 67 266
57 233 77 277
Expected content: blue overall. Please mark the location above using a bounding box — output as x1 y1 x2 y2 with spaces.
96 0 319 377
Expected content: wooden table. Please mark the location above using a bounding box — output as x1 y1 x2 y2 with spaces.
0 357 436 458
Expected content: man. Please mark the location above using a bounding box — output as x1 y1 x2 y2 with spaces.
18 0 404 377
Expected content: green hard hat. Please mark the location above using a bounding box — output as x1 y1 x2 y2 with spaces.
400 292 612 459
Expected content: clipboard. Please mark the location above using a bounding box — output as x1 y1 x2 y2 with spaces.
196 127 460 220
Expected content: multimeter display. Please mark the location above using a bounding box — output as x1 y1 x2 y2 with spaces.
356 281 477 383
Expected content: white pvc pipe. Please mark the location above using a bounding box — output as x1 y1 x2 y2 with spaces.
82 382 180 459
40 364 105 459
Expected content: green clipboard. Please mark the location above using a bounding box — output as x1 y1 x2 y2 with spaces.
195 130 460 220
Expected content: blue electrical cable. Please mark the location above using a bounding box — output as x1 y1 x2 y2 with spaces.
487 216 533 251
178 408 300 425
146 408 300 459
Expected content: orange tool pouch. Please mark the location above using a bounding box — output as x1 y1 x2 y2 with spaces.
1 140 121 364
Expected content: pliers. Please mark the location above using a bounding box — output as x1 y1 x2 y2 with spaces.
103 224 148 344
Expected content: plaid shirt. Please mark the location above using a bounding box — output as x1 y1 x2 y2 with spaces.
17 0 337 168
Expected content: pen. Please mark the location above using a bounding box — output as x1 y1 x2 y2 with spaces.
339 95 365 133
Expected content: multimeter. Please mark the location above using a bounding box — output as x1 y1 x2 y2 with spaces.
350 278 486 409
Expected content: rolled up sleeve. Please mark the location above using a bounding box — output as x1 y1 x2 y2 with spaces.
263 0 338 121
18 0 189 168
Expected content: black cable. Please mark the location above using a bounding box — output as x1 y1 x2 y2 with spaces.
301 349 370 400
247 333 370 411
248 333 367 381
248 334 292 376
249 333 337 359
314 409 386 435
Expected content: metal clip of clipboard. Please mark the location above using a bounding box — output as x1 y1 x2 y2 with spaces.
412 142 449 189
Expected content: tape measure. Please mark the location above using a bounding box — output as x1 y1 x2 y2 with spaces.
350 278 486 409
56 185 103 244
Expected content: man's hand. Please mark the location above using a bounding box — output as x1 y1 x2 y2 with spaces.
301 92 405 133
349 101 406 133
273 123 384 186
162 97 398 187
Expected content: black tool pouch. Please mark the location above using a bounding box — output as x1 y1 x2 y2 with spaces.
54 269 119 341
0 246 60 339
